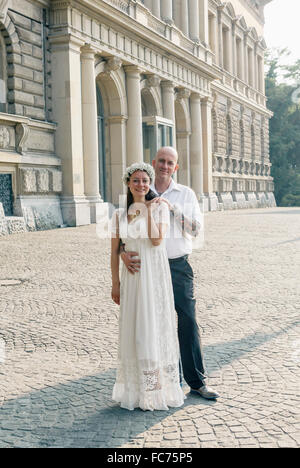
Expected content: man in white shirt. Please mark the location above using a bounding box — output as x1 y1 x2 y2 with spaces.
121 147 219 400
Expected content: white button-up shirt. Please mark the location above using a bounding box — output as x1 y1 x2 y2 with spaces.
151 180 203 259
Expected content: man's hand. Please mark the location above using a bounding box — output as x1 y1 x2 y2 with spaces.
120 251 141 274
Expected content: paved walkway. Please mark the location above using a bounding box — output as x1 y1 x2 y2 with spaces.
0 207 299 448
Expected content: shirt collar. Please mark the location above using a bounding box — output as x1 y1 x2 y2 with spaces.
151 178 182 196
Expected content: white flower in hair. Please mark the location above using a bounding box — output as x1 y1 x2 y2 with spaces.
122 162 155 185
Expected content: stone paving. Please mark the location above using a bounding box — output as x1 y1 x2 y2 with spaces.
0 207 299 448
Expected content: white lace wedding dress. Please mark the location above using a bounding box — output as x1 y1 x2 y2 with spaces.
112 204 185 411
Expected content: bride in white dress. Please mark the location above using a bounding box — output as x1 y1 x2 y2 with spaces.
111 162 185 411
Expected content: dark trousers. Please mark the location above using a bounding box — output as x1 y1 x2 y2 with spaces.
169 255 206 389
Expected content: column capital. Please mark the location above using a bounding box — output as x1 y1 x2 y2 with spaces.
124 64 143 75
145 74 161 88
176 88 191 101
161 80 175 89
201 96 214 107
105 56 123 72
49 33 85 52
107 115 128 124
81 45 99 60
190 92 202 102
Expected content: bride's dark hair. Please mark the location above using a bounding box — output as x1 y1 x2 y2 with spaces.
126 171 157 212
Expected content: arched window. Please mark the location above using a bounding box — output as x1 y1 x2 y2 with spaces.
0 33 7 112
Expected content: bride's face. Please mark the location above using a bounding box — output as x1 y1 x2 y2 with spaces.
128 170 150 198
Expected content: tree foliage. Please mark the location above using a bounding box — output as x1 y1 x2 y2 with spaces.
265 49 300 206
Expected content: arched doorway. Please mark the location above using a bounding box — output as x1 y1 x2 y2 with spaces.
96 85 106 201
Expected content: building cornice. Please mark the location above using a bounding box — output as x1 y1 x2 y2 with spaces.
49 0 222 83
212 81 273 117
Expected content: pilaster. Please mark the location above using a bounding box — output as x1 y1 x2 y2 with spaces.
50 34 90 226
190 93 203 201
81 45 103 223
124 65 143 165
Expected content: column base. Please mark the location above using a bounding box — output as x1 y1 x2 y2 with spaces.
256 192 268 208
204 193 219 211
217 192 234 210
245 192 259 208
232 192 248 209
266 192 277 207
86 196 106 224
60 196 91 227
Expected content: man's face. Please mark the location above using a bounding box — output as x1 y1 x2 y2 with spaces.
153 151 178 180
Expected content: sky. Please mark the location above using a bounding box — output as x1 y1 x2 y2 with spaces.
264 0 300 65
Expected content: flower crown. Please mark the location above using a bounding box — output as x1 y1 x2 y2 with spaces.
122 162 155 185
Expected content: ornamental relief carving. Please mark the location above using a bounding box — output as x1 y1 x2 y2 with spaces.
16 123 29 154
0 126 10 149
20 168 63 194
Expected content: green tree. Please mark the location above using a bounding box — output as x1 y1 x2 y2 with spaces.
265 49 300 206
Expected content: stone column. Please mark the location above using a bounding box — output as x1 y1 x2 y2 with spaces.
81 46 103 223
201 97 218 210
237 35 244 81
199 0 209 45
144 0 152 11
108 115 127 205
244 33 249 85
249 47 255 87
232 22 237 77
224 27 233 73
161 80 176 149
177 131 190 186
190 93 203 201
257 54 264 93
181 0 189 36
152 0 161 18
254 44 258 90
174 0 189 35
217 10 223 69
161 0 173 23
125 66 143 165
50 35 90 227
209 13 218 64
189 0 200 41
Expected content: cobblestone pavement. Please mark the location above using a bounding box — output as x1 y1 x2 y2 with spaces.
0 207 299 448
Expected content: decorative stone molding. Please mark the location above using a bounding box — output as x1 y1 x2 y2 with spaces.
176 88 191 101
16 123 30 154
20 168 62 194
0 0 9 22
36 169 50 193
0 126 10 149
145 74 161 88
20 168 37 194
49 169 63 193
105 56 122 73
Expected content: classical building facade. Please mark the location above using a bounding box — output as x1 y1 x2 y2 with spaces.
0 0 275 234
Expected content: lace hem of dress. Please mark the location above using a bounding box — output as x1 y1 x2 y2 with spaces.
112 382 185 411
112 360 185 411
